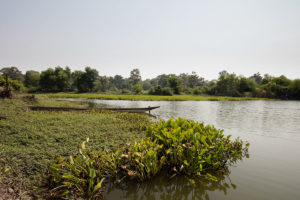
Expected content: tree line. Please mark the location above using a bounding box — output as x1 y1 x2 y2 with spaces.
0 66 299 99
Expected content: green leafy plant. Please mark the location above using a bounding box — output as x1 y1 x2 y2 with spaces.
146 117 249 180
46 117 249 199
48 139 106 199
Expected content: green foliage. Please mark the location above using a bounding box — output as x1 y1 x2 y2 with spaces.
72 67 99 92
46 93 265 101
148 86 173 96
167 75 182 94
214 72 240 96
0 67 24 82
146 117 249 180
25 70 40 87
47 117 249 198
48 139 106 199
129 68 141 86
289 79 300 99
193 86 207 95
117 138 165 180
0 96 152 198
40 66 71 92
96 76 110 92
0 74 25 91
133 83 142 94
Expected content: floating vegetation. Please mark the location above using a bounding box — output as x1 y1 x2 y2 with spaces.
46 117 249 199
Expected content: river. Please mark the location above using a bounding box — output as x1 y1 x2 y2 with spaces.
57 98 300 200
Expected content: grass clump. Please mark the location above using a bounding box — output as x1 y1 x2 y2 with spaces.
47 117 249 199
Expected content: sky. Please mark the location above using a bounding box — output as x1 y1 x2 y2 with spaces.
0 0 299 80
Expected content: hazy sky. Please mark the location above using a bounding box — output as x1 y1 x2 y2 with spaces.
0 0 299 80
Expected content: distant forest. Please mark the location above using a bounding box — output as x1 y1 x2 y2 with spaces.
0 66 299 99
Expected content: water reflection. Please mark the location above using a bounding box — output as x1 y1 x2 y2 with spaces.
104 169 237 200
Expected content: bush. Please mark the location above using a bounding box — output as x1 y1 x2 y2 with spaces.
148 86 173 96
193 86 205 95
121 89 131 94
0 75 25 91
133 83 142 94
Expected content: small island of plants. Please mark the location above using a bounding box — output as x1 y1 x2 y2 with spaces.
47 118 249 199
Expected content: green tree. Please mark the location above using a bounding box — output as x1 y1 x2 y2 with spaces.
188 71 204 88
157 74 169 88
54 66 71 91
129 68 141 86
142 79 152 90
289 79 300 99
215 71 240 96
40 68 57 91
84 67 99 91
238 77 257 93
167 75 182 94
25 70 40 87
133 83 142 94
250 72 262 85
111 75 125 89
72 67 99 92
0 67 24 82
0 74 25 91
98 76 109 92
40 66 71 92
72 70 86 92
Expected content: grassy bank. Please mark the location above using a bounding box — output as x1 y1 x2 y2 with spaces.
0 95 152 198
45 93 267 101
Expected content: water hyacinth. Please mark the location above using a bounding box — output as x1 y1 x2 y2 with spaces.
147 117 249 180
47 117 249 199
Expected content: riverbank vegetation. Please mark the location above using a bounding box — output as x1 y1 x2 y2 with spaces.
0 95 151 198
46 93 265 101
0 96 249 199
1 66 299 100
46 118 249 199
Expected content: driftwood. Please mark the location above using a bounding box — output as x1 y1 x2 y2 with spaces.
27 106 160 114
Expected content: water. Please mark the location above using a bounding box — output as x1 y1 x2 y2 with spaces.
57 98 300 199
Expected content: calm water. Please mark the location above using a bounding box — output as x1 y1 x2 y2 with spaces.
58 98 300 200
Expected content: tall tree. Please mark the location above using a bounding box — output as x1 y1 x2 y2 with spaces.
40 66 71 91
0 67 24 82
129 68 141 86
72 67 99 92
25 70 40 87
98 76 109 92
168 75 182 94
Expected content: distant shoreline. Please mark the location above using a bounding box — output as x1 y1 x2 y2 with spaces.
44 93 269 101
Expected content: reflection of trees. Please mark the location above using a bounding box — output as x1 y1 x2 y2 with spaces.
104 168 237 200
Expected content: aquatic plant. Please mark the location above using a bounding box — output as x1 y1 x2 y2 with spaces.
147 117 249 180
48 139 106 199
46 117 249 199
116 138 166 181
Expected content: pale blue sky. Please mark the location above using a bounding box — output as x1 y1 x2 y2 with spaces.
0 0 299 80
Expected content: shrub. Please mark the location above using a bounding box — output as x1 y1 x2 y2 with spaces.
121 89 131 94
148 86 173 96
